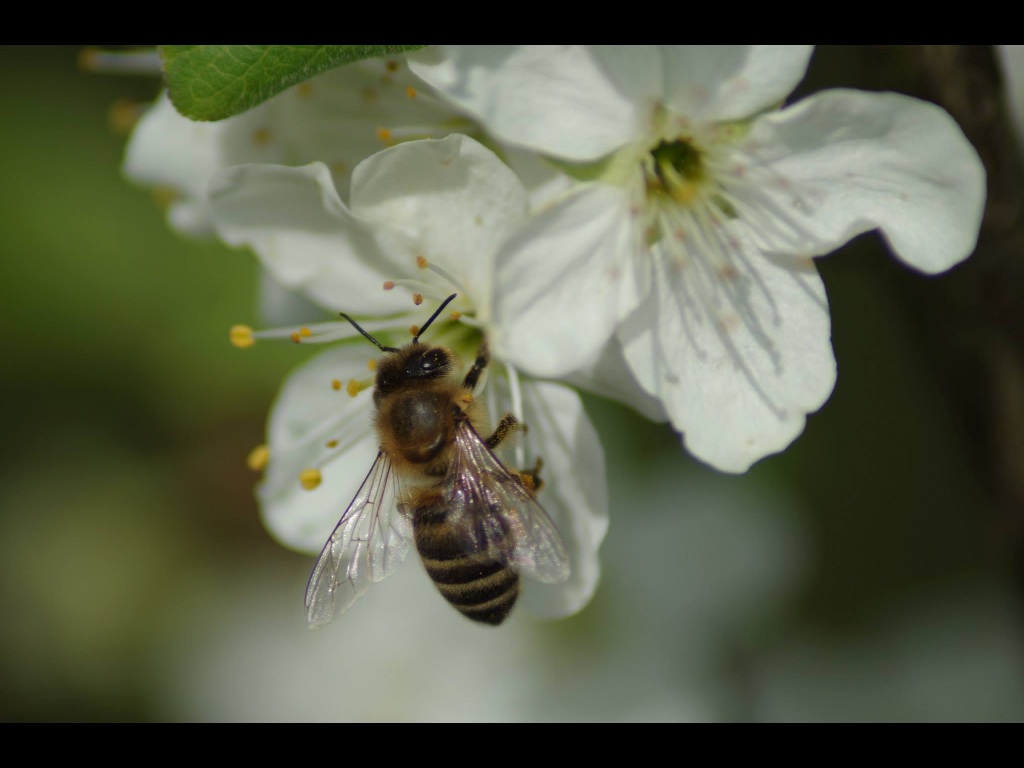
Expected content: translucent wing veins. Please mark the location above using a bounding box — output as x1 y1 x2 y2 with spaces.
304 451 412 629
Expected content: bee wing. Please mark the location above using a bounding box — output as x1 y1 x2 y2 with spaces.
448 420 570 584
304 451 412 629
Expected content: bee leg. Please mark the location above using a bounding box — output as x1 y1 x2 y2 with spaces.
485 413 523 450
517 456 544 494
486 414 544 493
462 341 489 392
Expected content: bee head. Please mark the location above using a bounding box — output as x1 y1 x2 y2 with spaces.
338 294 459 399
374 344 453 398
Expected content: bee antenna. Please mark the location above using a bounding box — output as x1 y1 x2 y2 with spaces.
413 294 458 343
338 312 399 353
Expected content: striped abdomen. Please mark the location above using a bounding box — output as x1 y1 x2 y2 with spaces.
413 501 520 625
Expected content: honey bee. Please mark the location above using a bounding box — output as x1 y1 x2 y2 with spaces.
305 294 570 628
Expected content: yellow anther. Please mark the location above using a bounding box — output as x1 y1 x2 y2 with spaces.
376 127 392 143
230 325 255 349
416 255 429 269
412 293 424 306
290 332 302 344
450 311 462 321
346 379 363 397
672 182 697 205
406 85 417 99
367 359 377 371
296 82 313 98
246 444 270 472
299 327 312 338
383 281 395 290
409 325 420 337
385 59 399 72
108 98 143 136
331 379 342 391
299 469 323 491
326 439 339 449
77 47 101 71
252 128 271 147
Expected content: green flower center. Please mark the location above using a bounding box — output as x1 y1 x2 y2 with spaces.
647 137 706 204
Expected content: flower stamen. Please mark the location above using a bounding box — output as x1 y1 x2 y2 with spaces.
246 444 270 472
347 377 373 397
299 468 323 490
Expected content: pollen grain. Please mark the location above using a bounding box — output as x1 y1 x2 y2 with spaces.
299 469 323 491
246 444 270 472
229 325 255 349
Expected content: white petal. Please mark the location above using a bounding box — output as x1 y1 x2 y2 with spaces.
486 377 609 619
734 89 985 274
351 134 528 310
123 93 276 236
260 344 382 553
492 184 647 376
620 241 836 473
659 45 814 122
208 162 409 316
410 45 647 161
265 58 470 200
124 60 462 237
563 336 668 423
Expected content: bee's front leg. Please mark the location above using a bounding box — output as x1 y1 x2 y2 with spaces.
462 341 489 392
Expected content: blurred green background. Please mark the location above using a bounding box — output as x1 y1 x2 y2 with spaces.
1 45 1022 722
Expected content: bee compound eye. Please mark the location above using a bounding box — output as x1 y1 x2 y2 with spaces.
421 349 445 372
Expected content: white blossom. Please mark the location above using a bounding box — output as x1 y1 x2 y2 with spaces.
210 134 608 618
411 45 986 471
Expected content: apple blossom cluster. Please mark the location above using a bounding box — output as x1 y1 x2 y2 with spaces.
124 46 985 618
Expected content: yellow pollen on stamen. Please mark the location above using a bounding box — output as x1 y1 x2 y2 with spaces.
450 311 462 321
412 293 424 305
108 98 143 136
346 379 365 397
376 127 392 143
230 325 255 349
331 379 342 391
326 439 339 448
299 469 322 491
151 186 179 209
672 182 698 205
416 255 429 269
383 281 395 290
77 48 101 71
246 444 270 472
385 60 399 72
406 85 417 99
299 327 312 338
290 332 302 344
367 359 377 371
409 325 420 337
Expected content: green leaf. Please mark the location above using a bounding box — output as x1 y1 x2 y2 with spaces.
160 45 426 121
